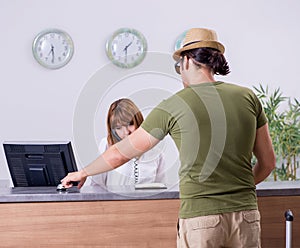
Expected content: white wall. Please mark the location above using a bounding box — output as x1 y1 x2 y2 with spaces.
1 0 300 186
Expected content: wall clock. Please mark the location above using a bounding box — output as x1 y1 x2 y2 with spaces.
174 30 188 51
106 28 147 69
32 29 74 69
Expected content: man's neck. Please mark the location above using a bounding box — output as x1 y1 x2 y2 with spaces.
188 70 216 85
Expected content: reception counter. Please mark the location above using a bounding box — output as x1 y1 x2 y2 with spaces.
0 181 299 247
0 184 180 203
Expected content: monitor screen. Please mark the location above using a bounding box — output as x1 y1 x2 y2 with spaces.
3 141 78 187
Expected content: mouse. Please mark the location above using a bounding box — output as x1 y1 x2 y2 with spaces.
56 183 67 191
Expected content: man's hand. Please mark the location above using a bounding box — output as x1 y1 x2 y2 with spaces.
61 169 88 189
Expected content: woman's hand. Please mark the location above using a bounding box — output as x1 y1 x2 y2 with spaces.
60 169 88 189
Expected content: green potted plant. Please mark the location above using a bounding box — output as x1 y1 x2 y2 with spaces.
253 84 300 181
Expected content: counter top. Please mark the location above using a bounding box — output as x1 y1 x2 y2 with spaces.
0 181 299 203
256 180 300 196
0 184 180 203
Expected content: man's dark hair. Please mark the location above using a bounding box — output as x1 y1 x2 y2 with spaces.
181 47 230 75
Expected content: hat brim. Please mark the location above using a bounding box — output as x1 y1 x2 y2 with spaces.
173 41 225 61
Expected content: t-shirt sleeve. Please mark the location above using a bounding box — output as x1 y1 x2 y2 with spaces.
141 101 173 140
251 91 268 128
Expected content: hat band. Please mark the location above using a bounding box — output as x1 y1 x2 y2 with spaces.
183 40 202 47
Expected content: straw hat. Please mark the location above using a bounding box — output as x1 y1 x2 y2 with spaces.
173 28 225 61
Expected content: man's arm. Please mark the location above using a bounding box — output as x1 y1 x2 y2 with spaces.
61 127 160 188
252 123 276 184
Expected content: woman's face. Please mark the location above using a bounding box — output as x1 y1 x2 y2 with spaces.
114 122 136 140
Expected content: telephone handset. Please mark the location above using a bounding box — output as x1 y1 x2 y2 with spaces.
111 129 122 142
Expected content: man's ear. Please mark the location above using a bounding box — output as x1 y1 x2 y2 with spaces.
183 56 189 71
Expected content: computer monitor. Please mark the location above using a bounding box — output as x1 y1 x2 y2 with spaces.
3 141 78 187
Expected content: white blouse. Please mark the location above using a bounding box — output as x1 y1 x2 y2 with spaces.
90 138 167 187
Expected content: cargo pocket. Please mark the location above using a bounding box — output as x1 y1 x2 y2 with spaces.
241 210 261 247
243 210 260 223
191 215 220 230
187 215 221 246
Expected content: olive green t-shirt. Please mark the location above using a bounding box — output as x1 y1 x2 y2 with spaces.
141 82 267 218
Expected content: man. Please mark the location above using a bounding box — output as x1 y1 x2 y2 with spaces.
61 28 275 247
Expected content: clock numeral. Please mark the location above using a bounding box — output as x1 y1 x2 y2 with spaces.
58 57 62 62
50 33 55 39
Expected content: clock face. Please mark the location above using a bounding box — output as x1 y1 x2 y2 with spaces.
106 28 147 68
32 29 74 69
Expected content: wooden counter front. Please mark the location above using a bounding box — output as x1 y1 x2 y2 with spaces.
258 196 300 248
0 181 300 247
0 199 180 247
0 196 300 247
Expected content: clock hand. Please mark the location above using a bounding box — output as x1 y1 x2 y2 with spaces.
124 49 128 61
123 40 133 54
50 44 55 63
48 45 54 55
124 41 133 50
123 40 133 62
48 44 55 63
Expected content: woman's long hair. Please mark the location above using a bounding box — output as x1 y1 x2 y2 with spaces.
106 98 144 145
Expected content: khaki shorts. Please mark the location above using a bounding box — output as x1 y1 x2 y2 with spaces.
177 210 261 248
